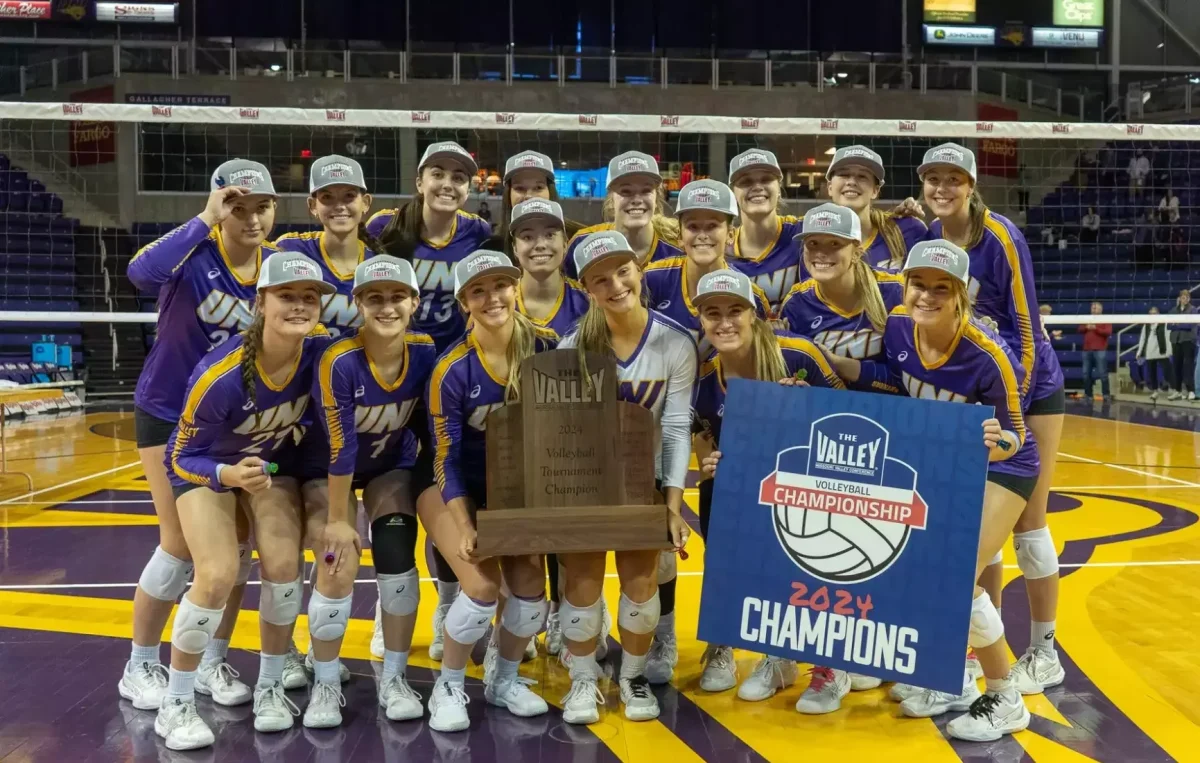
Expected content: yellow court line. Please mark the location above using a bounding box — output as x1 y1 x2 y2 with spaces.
0 509 159 528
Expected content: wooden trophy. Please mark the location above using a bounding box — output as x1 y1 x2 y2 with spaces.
474 349 671 557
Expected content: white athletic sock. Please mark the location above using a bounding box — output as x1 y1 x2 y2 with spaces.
495 655 520 684
382 649 409 682
569 650 598 680
313 657 340 686
439 665 466 688
200 638 230 668
1031 620 1056 651
655 611 675 640
257 653 286 688
985 674 1014 695
620 650 648 681
167 667 196 701
437 581 460 606
130 642 160 670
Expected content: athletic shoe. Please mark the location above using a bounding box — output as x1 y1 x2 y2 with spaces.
644 633 678 685
154 697 215 751
1168 391 1182 401
1010 648 1066 695
196 661 252 707
561 675 605 725
544 613 564 656
595 601 612 661
699 645 738 692
427 680 470 733
946 690 1031 742
849 672 883 691
302 681 346 729
282 645 307 690
253 682 300 733
1151 391 1159 402
379 674 424 721
795 667 851 715
371 600 385 660
524 638 538 662
482 644 499 686
118 660 168 710
429 602 451 661
737 655 798 701
1189 392 1197 401
900 682 981 718
620 676 660 721
485 676 550 717
303 650 350 684
890 682 920 702
967 651 984 681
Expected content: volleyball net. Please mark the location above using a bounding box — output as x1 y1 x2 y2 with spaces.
0 101 1198 402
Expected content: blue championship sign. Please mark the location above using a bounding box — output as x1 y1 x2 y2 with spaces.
697 381 991 693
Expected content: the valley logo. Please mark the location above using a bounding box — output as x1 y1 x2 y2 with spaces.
533 368 606 404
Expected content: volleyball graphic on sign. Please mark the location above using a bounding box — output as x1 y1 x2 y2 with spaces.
759 413 928 584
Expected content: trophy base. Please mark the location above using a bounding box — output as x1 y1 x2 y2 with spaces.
473 505 672 557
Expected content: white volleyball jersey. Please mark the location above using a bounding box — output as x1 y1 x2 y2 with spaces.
559 309 698 489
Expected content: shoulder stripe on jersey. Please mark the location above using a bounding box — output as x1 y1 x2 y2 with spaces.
406 331 436 345
963 325 1026 446
874 270 904 285
567 222 615 248
367 209 396 228
273 231 320 243
776 334 845 389
644 255 686 273
982 212 1036 397
318 336 363 466
171 347 244 486
428 340 473 491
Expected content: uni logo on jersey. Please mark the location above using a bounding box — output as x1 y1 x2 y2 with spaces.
533 368 606 404
356 400 418 434
232 396 310 436
759 413 928 584
900 371 968 403
620 379 666 408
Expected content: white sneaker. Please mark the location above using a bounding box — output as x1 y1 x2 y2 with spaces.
482 644 499 686
196 661 253 707
946 690 1031 742
619 676 660 721
1151 391 1159 402
524 638 538 662
282 645 308 690
890 682 919 702
304 650 350 684
1189 392 1197 401
253 682 300 733
428 680 471 733
303 681 346 729
795 667 851 715
486 676 549 717
595 601 612 661
379 674 424 721
154 697 215 751
561 675 606 725
1168 391 1181 401
849 672 882 691
429 603 451 661
738 655 798 701
900 682 982 718
699 645 738 692
643 634 678 685
544 613 564 656
371 601 385 660
118 660 168 710
1010 647 1066 695
967 651 984 681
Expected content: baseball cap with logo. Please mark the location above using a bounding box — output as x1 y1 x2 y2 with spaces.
606 151 661 190
510 198 565 233
257 252 337 294
211 159 278 197
795 203 863 244
453 250 522 298
728 148 783 184
351 255 419 297
675 179 738 220
503 150 555 184
573 230 637 281
310 154 368 194
917 142 978 182
826 145 886 184
902 239 970 285
693 269 755 308
418 140 479 177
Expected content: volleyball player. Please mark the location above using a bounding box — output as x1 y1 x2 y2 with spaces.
495 150 585 255
420 249 558 732
691 269 844 692
821 240 1034 741
307 256 438 727
920 143 1066 694
826 145 928 271
726 149 805 312
368 140 493 660
155 252 335 750
121 160 278 713
555 230 695 724
564 151 682 279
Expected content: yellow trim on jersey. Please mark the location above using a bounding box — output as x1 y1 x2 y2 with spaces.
912 309 970 371
777 334 845 389
428 341 472 490
778 279 817 316
318 233 364 281
215 227 264 287
366 208 394 229
963 323 1027 446
424 209 473 250
317 335 361 465
861 228 878 251
516 277 570 328
256 346 302 392
469 332 509 387
732 214 793 264
983 212 1036 397
173 348 244 486
367 340 410 393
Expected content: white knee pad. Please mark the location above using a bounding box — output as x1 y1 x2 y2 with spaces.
558 599 603 643
308 590 352 642
618 592 660 635
656 550 677 585
259 576 303 626
171 595 223 655
377 568 420 617
138 546 192 602
235 543 254 585
500 595 549 639
1013 526 1059 580
968 592 1005 648
989 549 1003 567
444 594 497 646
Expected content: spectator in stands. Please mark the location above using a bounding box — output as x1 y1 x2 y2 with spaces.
1040 304 1062 340
1078 302 1112 400
1128 149 1150 201
1169 289 1197 401
1134 209 1156 268
1158 188 1181 224
1136 306 1174 402
478 200 492 227
1015 163 1030 212
1079 207 1100 244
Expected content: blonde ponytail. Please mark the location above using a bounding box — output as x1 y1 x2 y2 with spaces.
748 318 789 383
965 187 989 249
574 299 613 393
851 252 889 332
869 207 909 270
504 311 539 402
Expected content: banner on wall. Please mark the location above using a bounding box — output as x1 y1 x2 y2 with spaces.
68 85 116 167
0 1 52 19
976 103 1019 179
